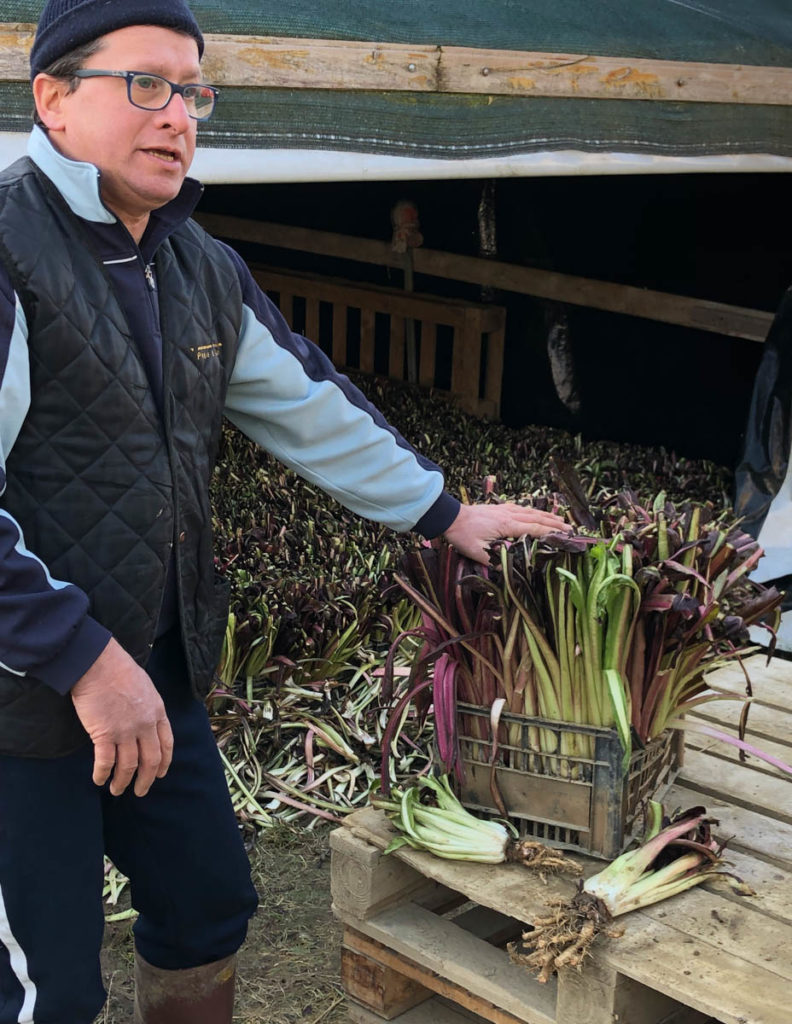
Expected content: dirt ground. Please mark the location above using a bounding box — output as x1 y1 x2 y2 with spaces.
96 823 348 1024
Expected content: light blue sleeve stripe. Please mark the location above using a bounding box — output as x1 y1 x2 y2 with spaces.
0 295 30 490
0 510 72 593
0 294 72 680
224 305 444 533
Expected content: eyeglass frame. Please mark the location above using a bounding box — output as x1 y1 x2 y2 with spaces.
70 69 219 121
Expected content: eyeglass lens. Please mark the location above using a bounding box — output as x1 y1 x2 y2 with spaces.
130 74 216 119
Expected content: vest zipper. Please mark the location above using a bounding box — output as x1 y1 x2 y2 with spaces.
144 262 156 290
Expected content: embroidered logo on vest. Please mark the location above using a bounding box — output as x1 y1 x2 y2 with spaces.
192 342 223 361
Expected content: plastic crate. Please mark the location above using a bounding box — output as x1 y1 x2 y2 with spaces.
455 702 683 860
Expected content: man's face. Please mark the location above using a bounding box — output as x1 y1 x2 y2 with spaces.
40 25 201 234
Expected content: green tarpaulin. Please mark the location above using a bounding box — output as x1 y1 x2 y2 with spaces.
3 1 791 160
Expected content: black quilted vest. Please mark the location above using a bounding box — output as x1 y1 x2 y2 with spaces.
0 158 242 757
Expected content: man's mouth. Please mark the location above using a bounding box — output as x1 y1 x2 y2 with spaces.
146 149 179 163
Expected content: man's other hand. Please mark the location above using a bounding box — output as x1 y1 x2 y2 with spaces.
70 639 174 797
442 502 571 565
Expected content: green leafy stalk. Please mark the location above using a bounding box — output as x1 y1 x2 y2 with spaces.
373 774 582 874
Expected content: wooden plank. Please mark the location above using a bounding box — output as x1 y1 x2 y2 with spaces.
630 882 792 984
451 309 484 414
685 728 792 782
409 249 774 343
419 322 437 388
203 34 438 93
331 828 456 921
343 902 526 1021
705 846 792 923
677 747 792 824
439 46 792 106
704 655 792 714
347 993 487 1024
332 303 348 365
390 315 406 380
692 689 792 744
360 309 376 373
484 321 505 418
277 291 294 326
252 266 476 326
342 937 433 1019
555 957 708 1024
687 698 792 749
304 297 321 348
335 904 557 1024
202 217 774 343
6 26 792 106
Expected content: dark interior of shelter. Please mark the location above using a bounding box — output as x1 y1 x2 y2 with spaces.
197 172 792 470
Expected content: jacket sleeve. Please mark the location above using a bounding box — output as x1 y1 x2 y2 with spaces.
0 267 111 694
221 245 460 537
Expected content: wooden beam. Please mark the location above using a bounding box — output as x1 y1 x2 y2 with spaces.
3 25 792 106
196 213 775 343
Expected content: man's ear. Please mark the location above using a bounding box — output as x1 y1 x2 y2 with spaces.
32 74 70 131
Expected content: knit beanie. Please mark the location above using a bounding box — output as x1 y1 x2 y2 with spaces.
30 0 204 78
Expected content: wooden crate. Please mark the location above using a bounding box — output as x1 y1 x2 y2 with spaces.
251 265 506 419
332 655 792 1024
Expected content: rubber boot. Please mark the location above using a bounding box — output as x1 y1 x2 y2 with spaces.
133 950 236 1023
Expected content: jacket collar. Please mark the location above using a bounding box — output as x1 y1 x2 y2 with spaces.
26 126 203 239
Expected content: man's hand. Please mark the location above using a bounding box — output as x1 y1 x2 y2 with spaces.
442 502 571 565
70 638 174 797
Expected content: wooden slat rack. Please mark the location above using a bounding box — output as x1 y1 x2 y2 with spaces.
331 653 792 1024
251 266 506 419
198 215 775 345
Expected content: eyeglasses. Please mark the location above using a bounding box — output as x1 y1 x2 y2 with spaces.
71 70 219 121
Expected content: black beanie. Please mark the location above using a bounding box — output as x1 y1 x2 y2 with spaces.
30 0 205 78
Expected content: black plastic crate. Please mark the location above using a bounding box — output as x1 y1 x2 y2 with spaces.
455 702 682 860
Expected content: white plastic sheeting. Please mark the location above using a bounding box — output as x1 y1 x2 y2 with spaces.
0 133 792 183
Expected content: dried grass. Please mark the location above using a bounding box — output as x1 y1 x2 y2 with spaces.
97 824 346 1023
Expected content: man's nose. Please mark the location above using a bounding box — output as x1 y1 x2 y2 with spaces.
159 91 191 129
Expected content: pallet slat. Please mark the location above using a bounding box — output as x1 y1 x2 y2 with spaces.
705 656 792 715
677 749 792 825
335 902 556 1024
347 994 487 1024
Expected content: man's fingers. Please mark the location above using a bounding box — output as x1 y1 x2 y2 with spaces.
92 741 117 788
109 739 140 797
155 716 174 779
499 505 571 531
521 522 565 538
133 729 165 797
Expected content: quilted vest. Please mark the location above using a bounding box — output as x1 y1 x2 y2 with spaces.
0 158 242 757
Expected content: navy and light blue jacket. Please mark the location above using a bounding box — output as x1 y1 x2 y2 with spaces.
0 127 460 698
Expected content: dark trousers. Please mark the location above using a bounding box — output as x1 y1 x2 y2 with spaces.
0 629 258 1024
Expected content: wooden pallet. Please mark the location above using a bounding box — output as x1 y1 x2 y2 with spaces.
331 654 792 1024
249 265 506 419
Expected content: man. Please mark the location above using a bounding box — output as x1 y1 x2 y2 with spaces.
0 1 568 1021
735 284 792 645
